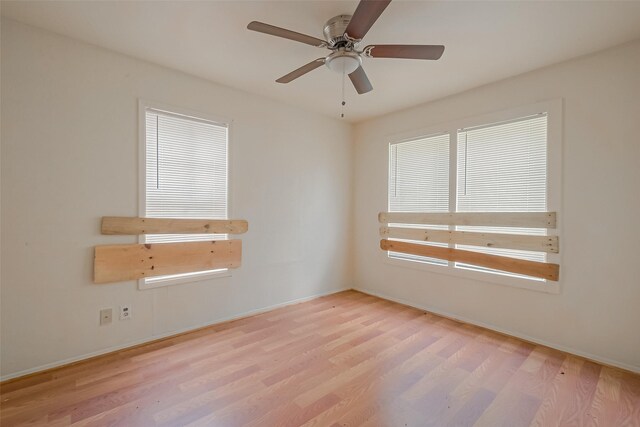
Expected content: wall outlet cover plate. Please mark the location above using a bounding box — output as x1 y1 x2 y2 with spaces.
120 305 131 320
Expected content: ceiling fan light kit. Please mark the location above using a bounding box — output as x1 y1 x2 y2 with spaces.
325 49 362 74
247 0 444 96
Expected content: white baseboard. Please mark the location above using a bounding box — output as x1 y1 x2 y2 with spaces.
1 287 350 382
355 287 640 374
6 286 636 381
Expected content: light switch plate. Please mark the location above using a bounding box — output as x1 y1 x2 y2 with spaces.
100 308 112 325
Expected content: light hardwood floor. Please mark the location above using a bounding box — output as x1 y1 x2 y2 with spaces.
1 290 639 426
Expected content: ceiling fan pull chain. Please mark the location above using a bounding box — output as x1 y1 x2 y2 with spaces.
341 70 346 118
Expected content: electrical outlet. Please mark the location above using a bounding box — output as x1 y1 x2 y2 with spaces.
120 305 131 320
100 308 112 325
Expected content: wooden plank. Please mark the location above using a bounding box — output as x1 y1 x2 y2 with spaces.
380 226 559 253
94 240 241 284
378 212 556 229
101 217 248 235
380 239 559 281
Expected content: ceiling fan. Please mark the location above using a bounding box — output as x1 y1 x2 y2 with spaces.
247 0 444 95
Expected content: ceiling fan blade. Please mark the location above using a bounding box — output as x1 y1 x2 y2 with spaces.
247 21 327 48
344 0 391 41
276 58 326 83
348 66 373 94
364 44 445 60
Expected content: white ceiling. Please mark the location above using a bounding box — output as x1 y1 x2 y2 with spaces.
3 1 640 122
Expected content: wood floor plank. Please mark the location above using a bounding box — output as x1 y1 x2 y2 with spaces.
1 290 639 427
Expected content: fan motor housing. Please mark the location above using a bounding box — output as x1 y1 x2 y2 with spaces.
323 15 353 48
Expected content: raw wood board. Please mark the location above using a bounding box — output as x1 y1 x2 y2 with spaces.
380 239 559 281
94 240 241 284
380 226 559 253
379 212 556 228
101 217 248 235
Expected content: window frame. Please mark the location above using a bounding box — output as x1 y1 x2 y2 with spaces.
137 99 233 290
383 100 563 294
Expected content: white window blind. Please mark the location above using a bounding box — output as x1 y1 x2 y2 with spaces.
457 114 547 213
389 134 450 265
390 134 450 212
456 114 547 278
144 108 228 282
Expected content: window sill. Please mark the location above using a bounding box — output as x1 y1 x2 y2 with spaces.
138 269 231 290
382 254 560 294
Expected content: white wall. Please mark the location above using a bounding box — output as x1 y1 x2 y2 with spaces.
0 19 353 379
354 39 640 371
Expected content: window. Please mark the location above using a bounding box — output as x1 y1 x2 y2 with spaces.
140 103 229 289
455 114 547 278
387 101 561 291
388 133 450 265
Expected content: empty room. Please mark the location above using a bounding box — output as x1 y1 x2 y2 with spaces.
1 0 639 425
